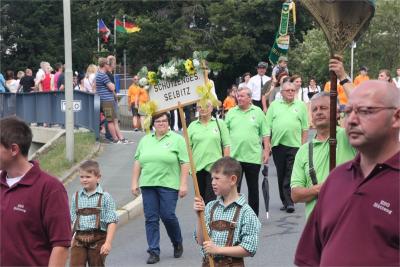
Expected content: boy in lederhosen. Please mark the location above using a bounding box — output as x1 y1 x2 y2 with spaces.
70 160 118 267
194 157 261 267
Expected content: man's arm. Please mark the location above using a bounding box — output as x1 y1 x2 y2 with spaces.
329 57 355 98
48 246 68 267
106 81 115 92
263 136 271 164
261 94 268 113
291 185 323 203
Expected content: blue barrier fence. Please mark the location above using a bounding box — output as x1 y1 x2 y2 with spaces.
0 91 100 139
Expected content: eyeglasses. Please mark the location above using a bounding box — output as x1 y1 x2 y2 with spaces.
343 106 397 118
154 119 168 124
282 89 296 93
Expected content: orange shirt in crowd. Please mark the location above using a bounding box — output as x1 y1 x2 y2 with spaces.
223 96 236 111
127 84 141 106
138 88 148 105
324 81 347 105
354 74 370 87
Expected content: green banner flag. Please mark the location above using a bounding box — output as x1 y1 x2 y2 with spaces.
269 1 296 65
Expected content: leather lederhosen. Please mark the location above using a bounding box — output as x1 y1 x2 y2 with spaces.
202 201 244 267
73 192 106 244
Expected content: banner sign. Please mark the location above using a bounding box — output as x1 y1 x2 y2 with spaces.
149 73 204 113
268 1 296 65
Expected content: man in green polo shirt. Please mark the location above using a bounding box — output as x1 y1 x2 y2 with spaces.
265 81 308 213
290 92 356 217
225 87 269 216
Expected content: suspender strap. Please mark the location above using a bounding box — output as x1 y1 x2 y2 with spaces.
215 118 224 157
73 191 79 233
209 201 220 237
95 194 103 230
308 142 318 185
73 191 103 232
225 206 242 247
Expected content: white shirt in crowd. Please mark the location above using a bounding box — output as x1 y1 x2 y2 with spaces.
394 76 400 89
248 74 271 101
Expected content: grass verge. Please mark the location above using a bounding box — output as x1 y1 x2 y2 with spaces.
35 132 97 178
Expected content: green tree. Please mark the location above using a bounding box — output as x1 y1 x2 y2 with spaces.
288 0 399 86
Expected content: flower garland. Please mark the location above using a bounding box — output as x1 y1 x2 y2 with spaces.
196 81 219 109
138 100 158 134
137 51 208 86
137 50 216 133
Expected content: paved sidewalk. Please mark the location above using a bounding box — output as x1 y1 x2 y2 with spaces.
64 131 145 208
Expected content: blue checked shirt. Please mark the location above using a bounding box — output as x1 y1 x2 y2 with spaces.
195 194 261 257
70 185 118 231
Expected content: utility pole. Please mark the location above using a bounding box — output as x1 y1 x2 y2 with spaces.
63 0 74 162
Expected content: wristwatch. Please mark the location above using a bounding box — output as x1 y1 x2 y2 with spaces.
339 78 351 86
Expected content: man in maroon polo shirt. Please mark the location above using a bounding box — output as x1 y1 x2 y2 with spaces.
0 117 71 266
294 80 400 266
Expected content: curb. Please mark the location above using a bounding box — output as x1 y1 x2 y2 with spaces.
29 129 66 161
61 142 102 184
116 195 143 227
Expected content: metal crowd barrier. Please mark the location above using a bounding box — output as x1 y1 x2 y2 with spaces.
0 91 100 139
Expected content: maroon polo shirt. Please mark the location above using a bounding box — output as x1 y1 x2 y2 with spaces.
0 161 71 266
295 151 400 266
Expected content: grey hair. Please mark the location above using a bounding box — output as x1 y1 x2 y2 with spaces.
310 91 330 101
281 81 294 91
238 86 252 98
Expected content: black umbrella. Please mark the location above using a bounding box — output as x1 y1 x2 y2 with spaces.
261 164 270 219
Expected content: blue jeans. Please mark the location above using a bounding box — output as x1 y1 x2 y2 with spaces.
141 187 183 255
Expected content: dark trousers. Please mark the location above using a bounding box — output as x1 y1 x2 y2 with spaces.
252 100 262 110
197 169 216 204
237 162 261 216
170 107 191 130
272 145 299 207
141 187 183 255
70 232 107 267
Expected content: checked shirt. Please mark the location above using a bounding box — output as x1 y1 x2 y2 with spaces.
197 194 261 257
70 185 118 231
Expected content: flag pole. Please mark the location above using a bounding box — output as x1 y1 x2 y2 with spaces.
113 16 117 57
97 12 99 53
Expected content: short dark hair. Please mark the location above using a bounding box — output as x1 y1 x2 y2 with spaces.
151 112 171 126
210 157 242 184
0 116 32 156
80 160 101 176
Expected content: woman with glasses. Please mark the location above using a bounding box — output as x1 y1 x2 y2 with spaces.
188 100 230 204
130 112 189 264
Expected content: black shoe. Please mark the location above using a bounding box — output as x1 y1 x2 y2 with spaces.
286 205 295 213
146 252 160 264
280 206 287 211
173 243 183 258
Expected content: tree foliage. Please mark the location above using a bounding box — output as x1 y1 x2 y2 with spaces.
2 0 397 96
289 0 400 86
1 0 315 98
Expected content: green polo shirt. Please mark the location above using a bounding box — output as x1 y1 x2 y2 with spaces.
188 118 230 172
265 99 308 148
225 105 268 164
134 131 189 190
290 127 356 217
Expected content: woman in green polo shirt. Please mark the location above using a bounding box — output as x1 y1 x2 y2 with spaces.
131 112 189 264
188 101 230 204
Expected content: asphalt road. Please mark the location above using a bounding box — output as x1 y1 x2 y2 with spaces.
107 155 306 267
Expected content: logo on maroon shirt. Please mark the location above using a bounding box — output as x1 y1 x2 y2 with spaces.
372 200 392 215
13 204 27 213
